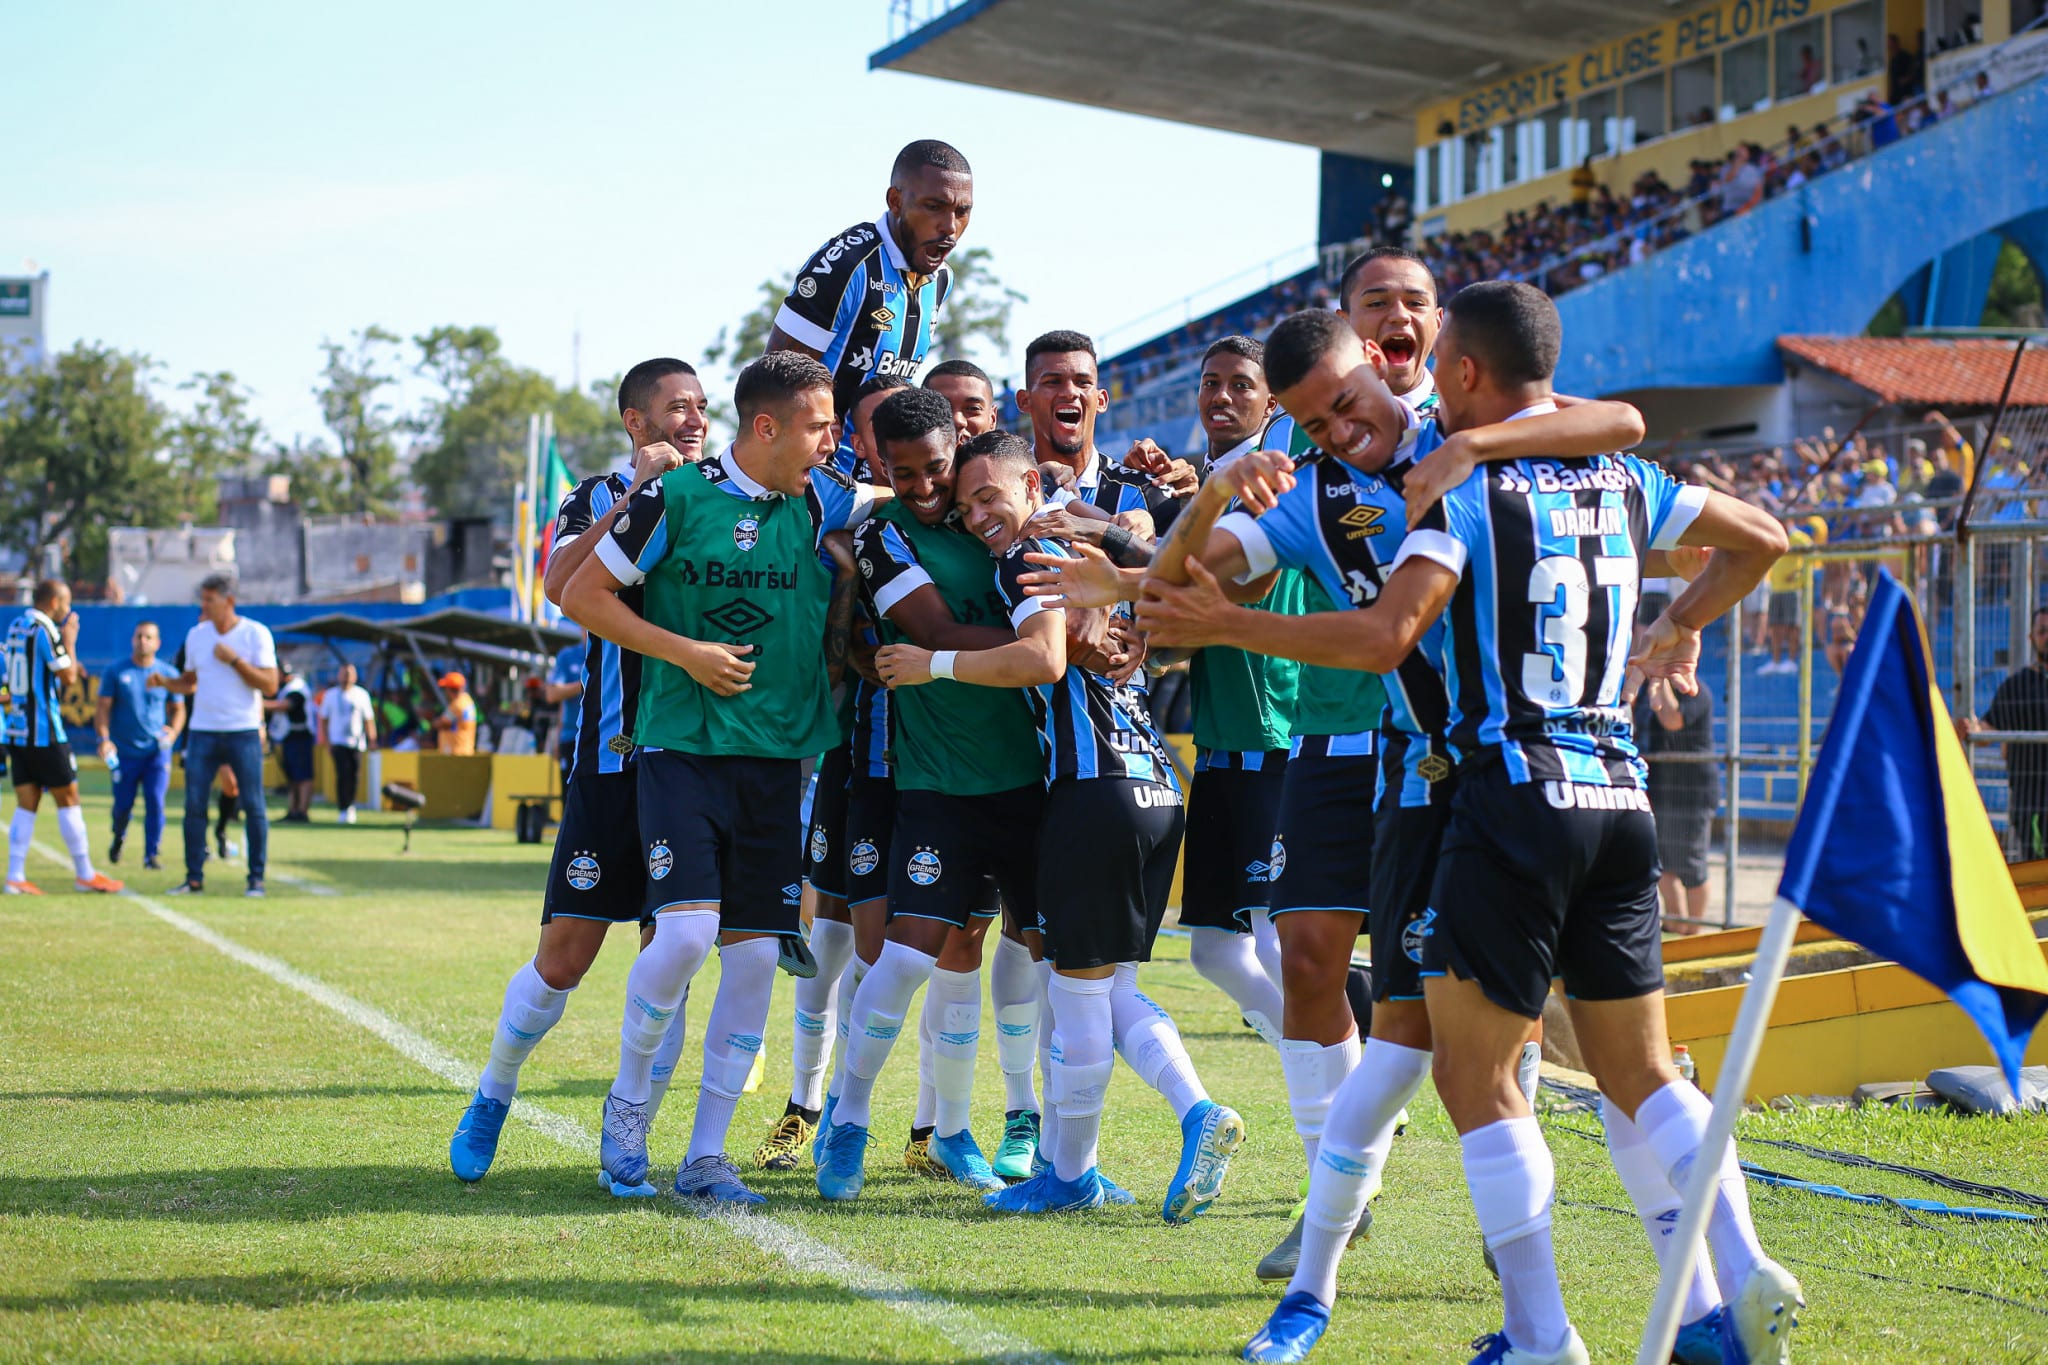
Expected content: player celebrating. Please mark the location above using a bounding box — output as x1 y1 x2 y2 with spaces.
769 140 971 419
448 358 705 1184
877 432 1243 1221
1017 331 1176 540
4 579 121 895
564 352 880 1207
922 359 1000 443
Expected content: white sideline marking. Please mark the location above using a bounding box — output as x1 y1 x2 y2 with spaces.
40 844 1058 1365
268 872 339 897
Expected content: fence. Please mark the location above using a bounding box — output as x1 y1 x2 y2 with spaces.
1654 399 2048 931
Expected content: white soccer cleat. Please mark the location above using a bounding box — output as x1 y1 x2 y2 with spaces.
1723 1258 1804 1364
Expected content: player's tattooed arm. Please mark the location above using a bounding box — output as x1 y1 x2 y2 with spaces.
822 531 860 688
1401 396 1647 525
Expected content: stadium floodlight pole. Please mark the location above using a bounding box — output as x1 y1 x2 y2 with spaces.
1634 896 1804 1365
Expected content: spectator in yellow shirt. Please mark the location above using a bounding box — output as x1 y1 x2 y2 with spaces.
434 672 478 755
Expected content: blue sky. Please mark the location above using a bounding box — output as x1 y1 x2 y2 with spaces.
12 0 1318 446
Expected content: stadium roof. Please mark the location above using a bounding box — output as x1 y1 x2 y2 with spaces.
1777 336 2048 407
869 0 1682 161
283 609 577 668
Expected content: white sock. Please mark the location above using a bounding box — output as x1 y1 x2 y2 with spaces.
1462 1116 1571 1355
991 934 1040 1114
1109 963 1207 1118
791 919 854 1112
836 940 937 1131
686 937 777 1166
645 981 690 1126
913 990 938 1130
1251 910 1284 996
56 806 94 879
8 808 34 881
1279 1031 1361 1167
1289 1040 1434 1307
614 912 716 1105
825 954 869 1104
1638 1080 1765 1301
477 960 571 1103
1603 1096 1722 1323
1035 959 1062 1160
1187 926 1283 1046
929 965 981 1138
1047 972 1116 1181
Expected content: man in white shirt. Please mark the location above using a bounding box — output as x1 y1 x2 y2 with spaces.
318 662 377 824
163 572 280 897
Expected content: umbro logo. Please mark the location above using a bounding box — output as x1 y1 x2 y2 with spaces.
869 306 896 328
1339 504 1385 539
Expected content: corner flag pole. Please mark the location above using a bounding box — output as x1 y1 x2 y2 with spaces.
1634 895 1803 1365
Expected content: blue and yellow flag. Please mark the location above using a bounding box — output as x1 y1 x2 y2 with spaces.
1779 569 2048 1091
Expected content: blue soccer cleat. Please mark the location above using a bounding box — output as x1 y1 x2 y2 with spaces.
1163 1099 1246 1224
449 1090 509 1183
1466 1328 1589 1364
929 1129 1005 1192
811 1090 838 1166
673 1153 767 1207
598 1092 658 1197
983 1164 1108 1214
1671 1306 1726 1365
1243 1291 1332 1363
1028 1148 1136 1205
1721 1260 1803 1365
816 1121 871 1201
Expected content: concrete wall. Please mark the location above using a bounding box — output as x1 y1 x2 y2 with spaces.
303 519 430 604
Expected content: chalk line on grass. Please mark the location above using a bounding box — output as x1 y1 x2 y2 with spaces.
37 843 1060 1365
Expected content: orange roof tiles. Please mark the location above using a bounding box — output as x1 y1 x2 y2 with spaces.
1777 335 2048 407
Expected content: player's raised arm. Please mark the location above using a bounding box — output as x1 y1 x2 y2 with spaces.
1632 486 1788 694
1401 394 1646 525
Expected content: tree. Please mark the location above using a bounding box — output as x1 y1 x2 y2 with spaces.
0 342 172 583
308 326 405 516
1983 241 2046 330
409 325 615 521
165 371 268 525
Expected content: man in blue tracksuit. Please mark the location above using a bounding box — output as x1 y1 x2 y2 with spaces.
95 620 186 870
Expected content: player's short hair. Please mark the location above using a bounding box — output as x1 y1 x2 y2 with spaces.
871 387 956 449
617 357 697 417
1263 310 1359 394
891 139 972 183
956 429 1035 479
923 358 993 392
198 571 238 600
30 578 65 609
1338 246 1439 307
1024 330 1096 380
1202 335 1264 371
854 374 912 410
1443 280 1560 387
735 351 834 423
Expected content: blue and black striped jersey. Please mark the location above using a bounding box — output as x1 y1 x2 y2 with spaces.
1216 417 1462 809
1403 430 1707 788
775 217 951 417
4 609 72 747
993 536 1179 792
553 473 643 777
1072 450 1176 526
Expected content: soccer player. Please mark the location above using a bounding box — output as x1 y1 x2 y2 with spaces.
769 140 971 418
96 621 185 869
3 579 121 894
813 389 1050 1199
876 432 1244 1221
922 358 1000 442
447 357 704 1184
1016 331 1176 541
1143 290 1793 1363
563 351 880 1207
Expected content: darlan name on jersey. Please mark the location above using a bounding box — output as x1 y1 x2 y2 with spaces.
672 559 798 590
1547 505 1626 538
1497 461 1631 495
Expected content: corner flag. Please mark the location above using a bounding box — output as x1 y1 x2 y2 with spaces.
1780 567 2048 1091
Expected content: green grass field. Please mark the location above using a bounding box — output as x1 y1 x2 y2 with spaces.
3 788 2046 1364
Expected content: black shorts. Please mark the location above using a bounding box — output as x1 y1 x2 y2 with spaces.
542 769 648 925
1657 809 1712 888
844 770 897 907
888 784 1043 931
1035 778 1184 970
1423 760 1663 1019
7 742 75 790
1367 792 1454 1002
281 733 315 782
1179 752 1289 932
804 744 853 899
637 749 804 935
1268 744 1376 923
